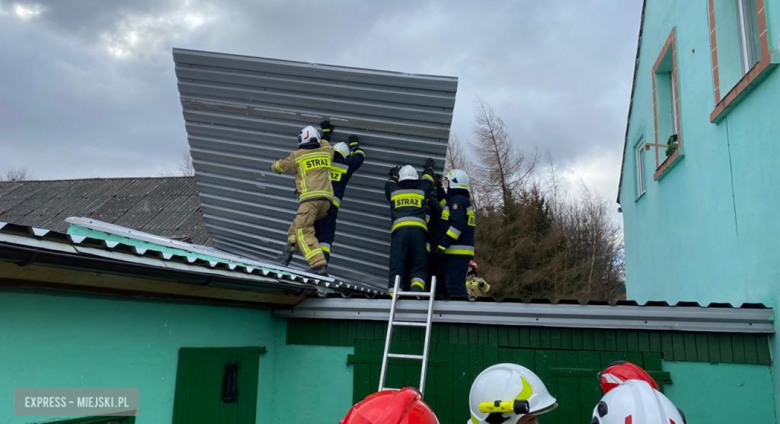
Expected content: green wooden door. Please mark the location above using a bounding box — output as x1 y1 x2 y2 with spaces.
172 347 261 424
349 342 669 424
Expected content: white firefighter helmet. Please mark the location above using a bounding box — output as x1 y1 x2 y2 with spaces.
447 169 470 190
468 363 558 424
590 380 686 424
399 165 419 182
333 142 349 158
298 125 321 145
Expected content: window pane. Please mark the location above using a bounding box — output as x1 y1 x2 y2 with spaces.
737 0 761 73
636 143 645 196
669 73 678 134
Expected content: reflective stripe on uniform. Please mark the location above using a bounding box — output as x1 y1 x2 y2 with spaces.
426 243 431 252
446 226 462 240
298 190 333 201
391 189 425 196
391 190 425 208
332 197 342 208
411 278 426 290
421 173 434 182
305 248 323 259
320 243 331 253
439 198 447 207
297 229 310 256
391 217 427 232
445 244 474 255
441 206 450 221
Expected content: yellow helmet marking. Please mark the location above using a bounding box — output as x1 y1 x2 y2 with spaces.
516 375 534 401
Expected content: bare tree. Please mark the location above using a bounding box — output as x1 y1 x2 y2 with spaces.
445 133 483 210
465 98 624 302
472 97 537 208
157 148 195 177
2 167 34 181
177 149 195 177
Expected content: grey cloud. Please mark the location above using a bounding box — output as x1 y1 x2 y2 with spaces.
0 0 642 200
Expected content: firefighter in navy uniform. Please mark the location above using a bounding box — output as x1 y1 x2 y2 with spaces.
434 169 475 298
314 121 365 262
426 173 448 297
385 159 441 295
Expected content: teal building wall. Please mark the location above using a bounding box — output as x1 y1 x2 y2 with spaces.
618 0 779 417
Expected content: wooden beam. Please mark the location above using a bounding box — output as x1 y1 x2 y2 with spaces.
0 262 306 306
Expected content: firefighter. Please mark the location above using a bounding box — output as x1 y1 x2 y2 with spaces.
427 172 448 297
341 388 439 424
434 169 475 298
313 121 365 262
468 363 558 424
598 360 659 394
465 260 491 301
590 380 686 424
271 123 334 276
385 159 441 294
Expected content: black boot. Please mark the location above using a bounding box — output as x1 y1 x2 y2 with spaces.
311 265 328 276
277 244 293 267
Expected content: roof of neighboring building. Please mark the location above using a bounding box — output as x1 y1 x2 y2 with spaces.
0 176 211 245
172 48 459 290
274 294 774 334
617 0 647 203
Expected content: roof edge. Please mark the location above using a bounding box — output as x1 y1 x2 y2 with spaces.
273 297 775 334
617 0 648 204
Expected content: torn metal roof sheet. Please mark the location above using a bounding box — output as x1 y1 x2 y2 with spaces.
172 48 459 290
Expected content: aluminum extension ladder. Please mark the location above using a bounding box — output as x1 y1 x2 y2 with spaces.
377 274 437 396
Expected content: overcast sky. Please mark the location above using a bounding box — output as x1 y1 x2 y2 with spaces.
0 0 642 213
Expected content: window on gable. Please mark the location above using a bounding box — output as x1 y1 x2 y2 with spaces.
650 29 681 178
708 0 773 123
635 140 645 198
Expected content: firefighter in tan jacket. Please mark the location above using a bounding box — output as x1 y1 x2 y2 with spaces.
271 122 335 275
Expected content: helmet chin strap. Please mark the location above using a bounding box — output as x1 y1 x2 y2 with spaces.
485 413 512 424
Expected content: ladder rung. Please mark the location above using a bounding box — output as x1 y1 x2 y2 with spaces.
393 321 427 328
395 291 432 298
388 353 424 360
381 388 399 391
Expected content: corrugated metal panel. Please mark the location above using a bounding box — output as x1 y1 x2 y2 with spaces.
273 298 775 333
172 48 459 290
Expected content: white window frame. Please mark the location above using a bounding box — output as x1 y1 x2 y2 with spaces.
635 141 645 198
737 0 760 74
669 73 678 135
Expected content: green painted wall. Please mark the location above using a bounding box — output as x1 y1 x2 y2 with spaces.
664 361 776 423
255 316 354 424
287 318 777 424
0 291 278 424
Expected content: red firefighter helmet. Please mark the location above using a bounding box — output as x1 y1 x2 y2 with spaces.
468 260 478 275
598 361 659 394
341 388 439 424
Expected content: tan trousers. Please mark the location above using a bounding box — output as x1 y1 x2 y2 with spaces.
287 199 330 268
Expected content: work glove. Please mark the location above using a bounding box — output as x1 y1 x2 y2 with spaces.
425 158 435 170
348 135 360 151
389 166 401 180
320 120 335 136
